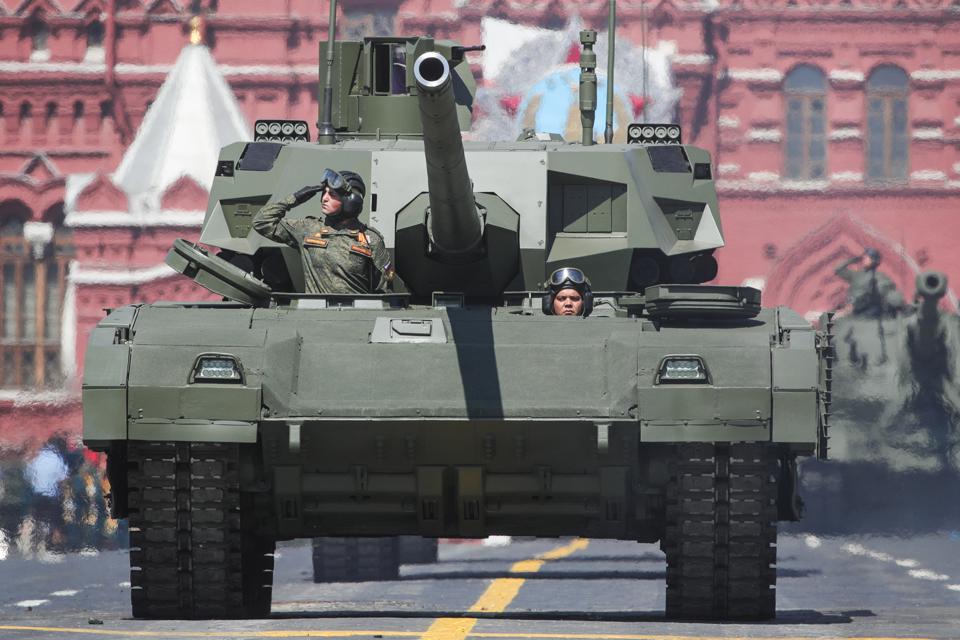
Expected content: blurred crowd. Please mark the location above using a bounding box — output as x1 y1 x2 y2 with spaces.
0 435 125 561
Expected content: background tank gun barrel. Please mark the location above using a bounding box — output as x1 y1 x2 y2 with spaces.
413 51 483 256
908 271 950 379
915 271 948 324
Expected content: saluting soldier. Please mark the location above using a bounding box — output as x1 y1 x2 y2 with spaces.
835 248 905 318
253 169 393 294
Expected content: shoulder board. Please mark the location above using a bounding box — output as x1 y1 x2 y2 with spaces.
350 243 373 258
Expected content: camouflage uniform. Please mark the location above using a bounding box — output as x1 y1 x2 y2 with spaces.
253 195 391 294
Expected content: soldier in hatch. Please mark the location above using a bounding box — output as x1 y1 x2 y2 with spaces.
542 267 593 317
835 248 908 366
253 169 392 294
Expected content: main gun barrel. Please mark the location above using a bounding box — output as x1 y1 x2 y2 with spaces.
413 52 483 255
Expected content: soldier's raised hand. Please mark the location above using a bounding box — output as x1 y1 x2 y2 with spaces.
292 184 325 205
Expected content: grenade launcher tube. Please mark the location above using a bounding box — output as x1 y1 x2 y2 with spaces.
413 51 483 256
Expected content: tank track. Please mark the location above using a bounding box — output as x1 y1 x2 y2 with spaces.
312 537 401 583
127 442 274 619
663 442 778 620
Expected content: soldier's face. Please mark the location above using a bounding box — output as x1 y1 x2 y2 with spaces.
321 187 343 215
553 288 583 316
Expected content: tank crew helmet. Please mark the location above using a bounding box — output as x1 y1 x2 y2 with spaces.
322 168 365 217
542 266 594 317
863 247 881 268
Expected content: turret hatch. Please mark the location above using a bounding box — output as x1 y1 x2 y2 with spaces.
165 238 271 307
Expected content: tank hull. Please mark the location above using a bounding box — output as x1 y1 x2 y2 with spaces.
85 301 819 544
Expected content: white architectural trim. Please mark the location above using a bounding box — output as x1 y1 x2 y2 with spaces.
66 210 205 227
747 128 782 142
911 70 960 82
23 221 55 259
0 61 316 76
717 163 740 175
910 170 947 181
912 128 943 141
23 221 54 244
781 180 829 192
946 181 960 190
726 68 783 83
0 61 105 73
952 163 960 175
0 389 78 406
717 177 834 193
718 115 740 129
69 263 181 286
218 64 317 77
831 171 863 182
830 127 862 141
671 53 713 66
829 69 864 83
715 179 777 192
741 277 766 292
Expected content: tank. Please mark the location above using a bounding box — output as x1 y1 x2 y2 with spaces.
81 24 829 622
801 270 960 533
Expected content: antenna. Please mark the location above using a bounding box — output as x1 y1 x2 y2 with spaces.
578 30 597 146
318 0 338 145
604 0 616 144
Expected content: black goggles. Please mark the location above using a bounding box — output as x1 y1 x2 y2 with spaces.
321 168 353 196
547 267 589 289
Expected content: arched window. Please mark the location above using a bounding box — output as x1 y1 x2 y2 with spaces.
87 20 104 47
784 65 827 180
19 101 32 123
866 65 908 184
85 19 105 62
44 101 57 132
27 15 50 62
1 201 73 389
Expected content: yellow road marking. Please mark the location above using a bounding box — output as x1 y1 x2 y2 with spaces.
468 577 526 613
420 618 479 640
508 560 544 573
420 538 590 640
0 626 934 640
536 539 589 561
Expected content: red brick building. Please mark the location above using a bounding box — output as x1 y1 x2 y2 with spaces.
1 0 958 446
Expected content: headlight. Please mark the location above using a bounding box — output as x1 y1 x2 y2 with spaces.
191 355 244 384
656 356 709 384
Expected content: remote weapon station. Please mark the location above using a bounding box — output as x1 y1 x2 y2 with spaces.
82 0 830 621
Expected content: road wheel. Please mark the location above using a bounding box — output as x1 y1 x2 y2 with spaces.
398 536 439 565
312 537 400 582
663 443 778 620
127 442 274 619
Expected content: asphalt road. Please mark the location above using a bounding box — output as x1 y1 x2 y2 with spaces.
1 530 959 640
